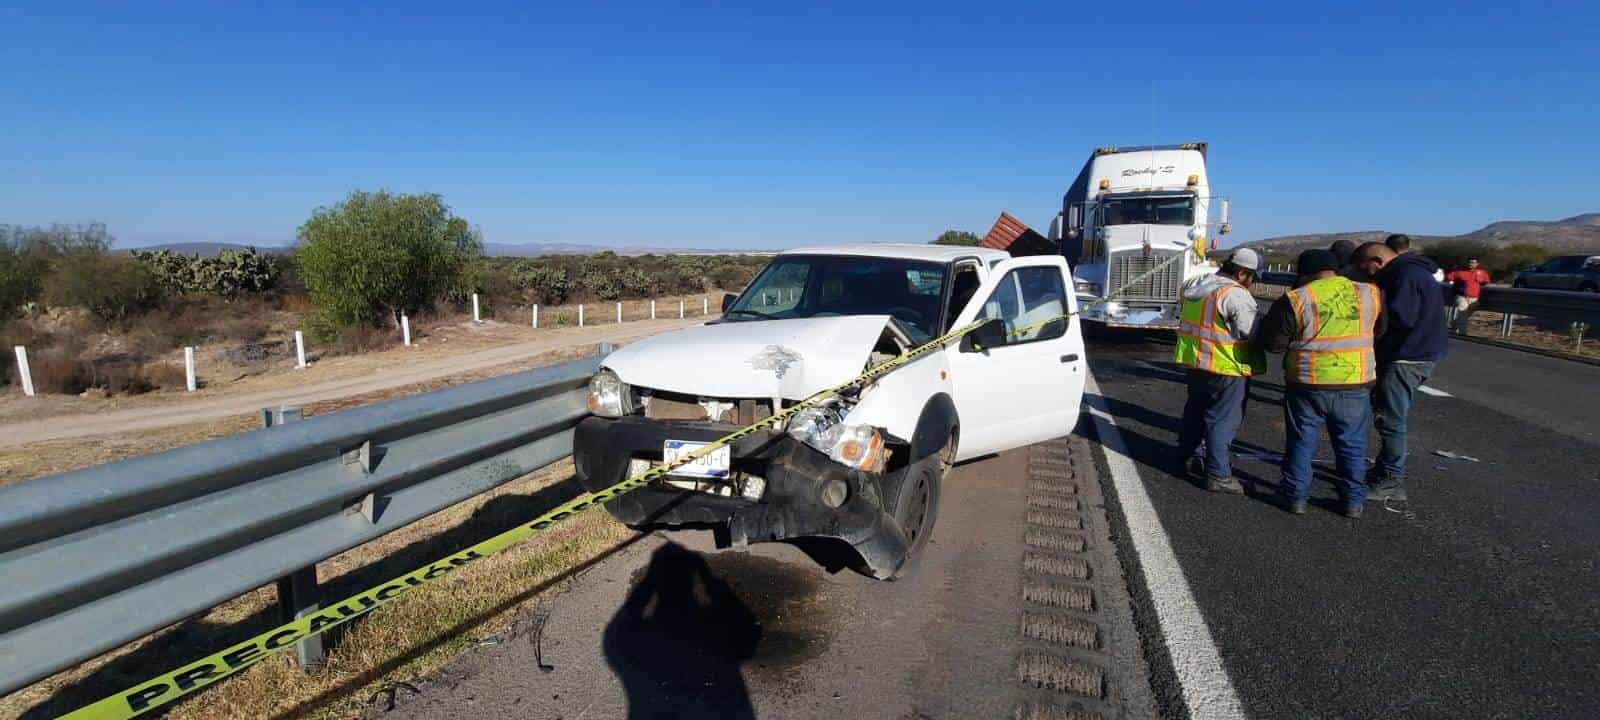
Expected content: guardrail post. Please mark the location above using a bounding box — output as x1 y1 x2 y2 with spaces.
261 405 326 671
13 346 34 397
1500 313 1514 338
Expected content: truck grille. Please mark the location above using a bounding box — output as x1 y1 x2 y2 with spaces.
1109 250 1181 301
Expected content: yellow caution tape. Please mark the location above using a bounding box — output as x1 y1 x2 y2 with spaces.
58 248 1193 719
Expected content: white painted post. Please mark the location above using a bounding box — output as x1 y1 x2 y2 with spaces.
651 300 656 320
401 315 412 347
679 300 685 318
472 293 481 323
184 347 197 392
616 302 622 323
13 346 34 397
703 296 709 315
294 330 307 369
578 304 585 327
532 304 540 329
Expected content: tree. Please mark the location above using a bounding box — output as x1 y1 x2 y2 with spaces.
933 230 982 246
295 191 482 331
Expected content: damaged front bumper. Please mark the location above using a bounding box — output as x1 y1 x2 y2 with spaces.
573 416 910 578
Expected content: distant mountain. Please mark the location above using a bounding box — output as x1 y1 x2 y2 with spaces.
119 242 291 256
1252 213 1600 256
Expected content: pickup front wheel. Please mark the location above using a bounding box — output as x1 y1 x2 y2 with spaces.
886 441 948 577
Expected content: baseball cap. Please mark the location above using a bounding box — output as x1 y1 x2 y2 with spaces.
1296 249 1339 276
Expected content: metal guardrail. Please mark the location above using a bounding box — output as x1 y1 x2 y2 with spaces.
1477 286 1600 325
0 350 608 695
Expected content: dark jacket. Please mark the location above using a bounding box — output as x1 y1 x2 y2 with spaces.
1374 253 1448 363
1256 276 1388 389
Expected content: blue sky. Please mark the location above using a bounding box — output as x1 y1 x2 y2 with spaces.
2 2 1596 250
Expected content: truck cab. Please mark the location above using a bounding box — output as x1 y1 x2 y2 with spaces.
1050 143 1229 328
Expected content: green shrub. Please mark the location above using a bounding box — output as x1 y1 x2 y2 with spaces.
510 261 570 304
295 190 482 330
0 244 49 320
708 263 754 291
136 246 279 298
43 253 164 322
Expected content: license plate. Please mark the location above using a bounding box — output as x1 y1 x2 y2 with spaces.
663 440 731 479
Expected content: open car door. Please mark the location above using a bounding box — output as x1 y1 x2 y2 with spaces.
945 255 1086 459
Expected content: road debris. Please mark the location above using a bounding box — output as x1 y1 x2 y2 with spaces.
1432 450 1481 463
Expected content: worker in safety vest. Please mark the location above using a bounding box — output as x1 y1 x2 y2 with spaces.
1256 249 1387 518
1174 247 1267 494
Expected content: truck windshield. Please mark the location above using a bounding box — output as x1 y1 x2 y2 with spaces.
1102 195 1194 226
725 255 948 341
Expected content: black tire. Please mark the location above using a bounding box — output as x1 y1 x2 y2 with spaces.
885 437 949 577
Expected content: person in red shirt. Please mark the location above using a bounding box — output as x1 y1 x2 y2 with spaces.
1445 257 1492 332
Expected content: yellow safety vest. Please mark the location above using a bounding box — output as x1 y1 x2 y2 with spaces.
1284 276 1381 385
1174 282 1267 377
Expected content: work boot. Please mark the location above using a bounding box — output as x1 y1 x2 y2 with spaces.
1366 479 1408 502
1342 502 1364 519
1283 497 1307 515
1184 455 1205 480
1206 475 1245 494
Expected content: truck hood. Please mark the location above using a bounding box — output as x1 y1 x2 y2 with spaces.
1103 224 1193 252
603 315 894 400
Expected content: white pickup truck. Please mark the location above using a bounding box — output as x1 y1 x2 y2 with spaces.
573 244 1086 578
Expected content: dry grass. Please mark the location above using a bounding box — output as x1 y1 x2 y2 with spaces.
1 460 639 720
1460 311 1594 357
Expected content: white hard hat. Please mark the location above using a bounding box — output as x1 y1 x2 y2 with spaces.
1227 247 1263 272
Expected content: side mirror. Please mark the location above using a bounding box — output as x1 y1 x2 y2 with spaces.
721 293 737 312
959 318 1008 353
1066 228 1081 241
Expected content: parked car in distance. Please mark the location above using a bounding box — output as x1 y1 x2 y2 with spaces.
1513 254 1600 292
572 244 1087 579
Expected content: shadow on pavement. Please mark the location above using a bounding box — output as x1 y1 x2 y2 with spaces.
603 543 760 720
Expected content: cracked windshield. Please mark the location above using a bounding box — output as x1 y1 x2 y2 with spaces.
724 255 948 341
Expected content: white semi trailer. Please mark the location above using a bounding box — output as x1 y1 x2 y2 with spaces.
1049 143 1230 329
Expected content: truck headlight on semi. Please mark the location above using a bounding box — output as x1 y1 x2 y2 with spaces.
586 369 639 417
787 405 887 473
1074 280 1103 296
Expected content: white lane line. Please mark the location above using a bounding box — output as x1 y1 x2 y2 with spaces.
1084 369 1247 720
1418 385 1452 398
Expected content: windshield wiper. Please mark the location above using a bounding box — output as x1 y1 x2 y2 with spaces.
723 309 776 320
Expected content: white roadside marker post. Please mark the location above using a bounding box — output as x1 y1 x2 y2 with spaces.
472 293 481 323
703 296 708 315
13 346 34 397
679 300 685 319
616 302 622 323
651 300 656 320
578 304 585 327
401 314 412 347
295 330 307 369
533 304 540 329
184 347 197 392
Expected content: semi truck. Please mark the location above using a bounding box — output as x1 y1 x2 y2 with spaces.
1049 143 1230 328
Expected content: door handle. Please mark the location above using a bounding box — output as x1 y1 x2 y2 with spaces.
1061 354 1080 363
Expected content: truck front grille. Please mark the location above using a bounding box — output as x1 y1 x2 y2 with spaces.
1109 251 1181 301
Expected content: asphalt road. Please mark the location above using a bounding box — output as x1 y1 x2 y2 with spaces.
1084 331 1600 719
373 438 1153 720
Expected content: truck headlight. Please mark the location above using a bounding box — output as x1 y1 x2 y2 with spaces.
787 406 887 473
1074 280 1103 295
587 369 638 417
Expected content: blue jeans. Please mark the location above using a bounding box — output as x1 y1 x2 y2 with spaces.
1281 386 1371 504
1178 371 1248 480
1373 361 1434 484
